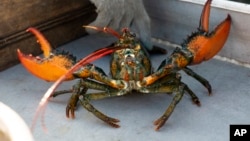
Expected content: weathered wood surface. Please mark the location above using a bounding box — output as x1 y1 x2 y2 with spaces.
0 0 93 36
0 0 96 71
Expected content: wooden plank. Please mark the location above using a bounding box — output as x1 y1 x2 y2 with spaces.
0 0 92 36
0 0 96 71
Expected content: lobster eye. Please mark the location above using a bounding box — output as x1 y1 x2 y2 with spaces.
125 49 132 55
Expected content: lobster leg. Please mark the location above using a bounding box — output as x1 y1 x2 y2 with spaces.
65 79 87 118
73 64 126 89
78 79 117 92
183 83 201 106
153 84 185 131
65 78 129 128
140 72 201 106
182 67 212 95
51 90 73 97
79 96 120 128
156 60 212 95
68 73 200 130
65 89 122 127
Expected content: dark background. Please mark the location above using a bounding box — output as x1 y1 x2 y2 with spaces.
230 0 250 4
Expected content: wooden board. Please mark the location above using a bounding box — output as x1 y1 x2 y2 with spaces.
0 0 96 71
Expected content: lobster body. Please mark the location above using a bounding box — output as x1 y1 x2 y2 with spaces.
17 0 231 131
110 30 152 81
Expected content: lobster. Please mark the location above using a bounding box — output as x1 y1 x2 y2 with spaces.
17 0 231 131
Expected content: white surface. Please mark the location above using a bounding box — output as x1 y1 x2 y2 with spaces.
0 102 34 141
0 34 250 141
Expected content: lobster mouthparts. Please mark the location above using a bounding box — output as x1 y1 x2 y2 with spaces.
17 28 75 81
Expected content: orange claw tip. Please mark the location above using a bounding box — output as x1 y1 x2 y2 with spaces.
199 0 212 32
26 27 51 58
17 49 74 82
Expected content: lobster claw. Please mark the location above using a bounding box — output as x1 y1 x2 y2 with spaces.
17 28 75 81
186 0 231 65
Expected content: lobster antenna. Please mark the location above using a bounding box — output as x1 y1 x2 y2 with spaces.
83 25 122 39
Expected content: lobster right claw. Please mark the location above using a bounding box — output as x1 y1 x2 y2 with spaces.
186 0 231 65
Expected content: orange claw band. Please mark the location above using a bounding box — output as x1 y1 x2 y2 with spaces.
17 28 74 82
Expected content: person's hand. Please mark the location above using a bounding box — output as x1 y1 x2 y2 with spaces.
86 0 166 53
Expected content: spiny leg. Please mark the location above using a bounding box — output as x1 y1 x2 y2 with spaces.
182 82 201 106
78 88 131 128
79 95 120 128
51 79 88 97
66 77 120 118
52 89 73 97
153 85 185 131
156 60 211 95
144 72 200 106
66 79 88 118
183 67 212 95
69 88 129 127
139 83 185 130
50 80 111 98
66 78 128 128
66 78 115 118
66 93 80 118
79 78 118 92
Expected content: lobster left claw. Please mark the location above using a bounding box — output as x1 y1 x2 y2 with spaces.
186 0 231 65
17 28 75 82
141 0 231 87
